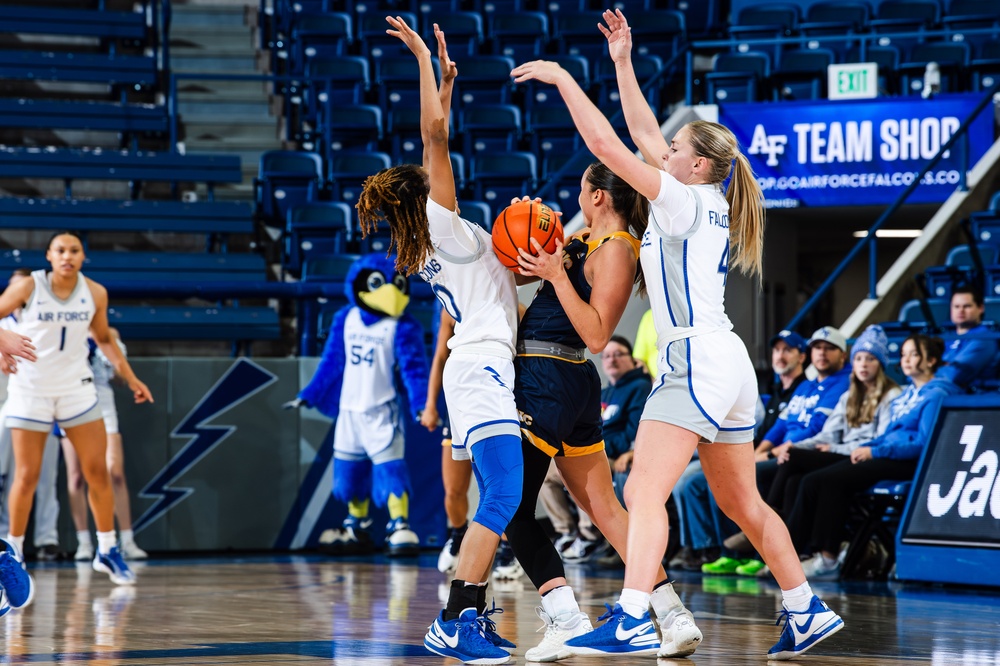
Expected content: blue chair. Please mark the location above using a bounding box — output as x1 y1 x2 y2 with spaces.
328 151 392 203
321 105 383 153
358 11 418 61
971 41 1000 91
377 56 442 111
302 55 369 111
899 42 971 95
453 55 516 108
947 243 999 269
772 48 835 100
540 150 596 220
942 0 1000 50
706 51 770 103
254 151 324 230
460 104 523 162
729 3 800 62
798 1 870 58
457 200 493 231
472 152 537 207
898 298 949 327
595 54 663 117
628 10 687 59
556 13 610 64
840 480 912 579
424 12 484 56
528 106 582 160
289 12 353 73
970 209 1000 245
869 0 940 52
524 55 589 110
491 12 550 62
285 201 354 274
846 45 901 95
922 266 976 300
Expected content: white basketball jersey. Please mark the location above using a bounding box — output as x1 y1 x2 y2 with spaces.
9 270 96 397
0 314 16 403
339 307 399 412
420 200 518 356
641 174 734 349
91 338 127 388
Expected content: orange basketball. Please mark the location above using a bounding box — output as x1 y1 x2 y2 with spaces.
491 200 563 271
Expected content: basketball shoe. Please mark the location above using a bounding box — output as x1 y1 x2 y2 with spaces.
564 604 660 656
0 538 35 612
438 524 466 574
767 595 844 660
492 541 523 580
424 607 511 665
525 607 594 662
93 546 136 585
479 600 516 652
654 607 703 657
318 516 374 556
385 518 420 557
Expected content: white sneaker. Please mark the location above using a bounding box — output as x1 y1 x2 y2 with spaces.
437 537 460 574
656 608 703 657
119 540 148 561
801 553 841 581
493 557 524 581
525 608 594 662
74 542 94 562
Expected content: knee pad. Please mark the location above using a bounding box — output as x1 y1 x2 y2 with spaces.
470 434 523 536
372 459 411 508
332 456 372 505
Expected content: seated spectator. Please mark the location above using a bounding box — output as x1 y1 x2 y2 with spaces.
758 330 809 443
766 325 902 517
937 287 998 390
787 334 961 580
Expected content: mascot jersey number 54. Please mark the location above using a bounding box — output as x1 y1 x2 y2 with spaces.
289 254 429 556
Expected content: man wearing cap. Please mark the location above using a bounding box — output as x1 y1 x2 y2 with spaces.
757 330 809 446
754 327 852 463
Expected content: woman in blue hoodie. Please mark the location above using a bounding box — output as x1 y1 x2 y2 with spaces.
787 334 960 579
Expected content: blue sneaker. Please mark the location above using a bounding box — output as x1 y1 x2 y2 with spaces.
93 547 136 585
565 604 660 656
478 600 516 652
424 607 510 664
0 538 35 610
768 595 844 660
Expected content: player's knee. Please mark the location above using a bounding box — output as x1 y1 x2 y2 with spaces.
471 434 523 534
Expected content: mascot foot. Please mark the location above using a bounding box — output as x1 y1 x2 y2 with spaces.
385 518 420 558
318 517 375 556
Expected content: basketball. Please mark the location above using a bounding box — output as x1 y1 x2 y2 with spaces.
491 200 563 271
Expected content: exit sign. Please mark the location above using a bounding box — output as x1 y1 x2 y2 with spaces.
828 62 878 100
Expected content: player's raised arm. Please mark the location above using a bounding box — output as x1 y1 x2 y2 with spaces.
386 15 456 209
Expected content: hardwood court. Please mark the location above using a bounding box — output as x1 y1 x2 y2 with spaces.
5 555 999 664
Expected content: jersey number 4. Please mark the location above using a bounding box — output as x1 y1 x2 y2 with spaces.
718 244 729 286
349 345 375 366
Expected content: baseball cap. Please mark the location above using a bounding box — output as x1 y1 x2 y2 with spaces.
769 330 807 353
808 326 848 352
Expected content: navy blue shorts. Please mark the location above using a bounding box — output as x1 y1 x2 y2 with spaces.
514 355 604 457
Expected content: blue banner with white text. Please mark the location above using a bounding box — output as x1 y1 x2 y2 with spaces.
718 94 994 208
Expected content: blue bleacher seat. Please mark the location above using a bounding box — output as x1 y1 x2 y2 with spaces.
303 253 361 282
986 297 1000 322
869 0 940 51
525 55 590 110
491 12 550 62
846 45 901 95
0 51 157 89
302 56 370 113
376 56 442 111
729 3 800 59
108 306 280 341
798 1 870 57
359 12 418 61
540 150 596 220
556 13 610 64
772 48 835 100
460 104 523 161
595 54 663 117
970 209 1000 244
947 243 999 269
898 298 949 327
984 266 1000 298
453 56 517 108
628 10 687 59
321 104 383 153
706 51 771 103
472 152 537 206
329 151 392 203
0 99 167 138
0 5 148 43
840 480 912 579
923 266 976 299
285 202 355 274
899 42 971 95
255 150 324 229
0 250 265 284
458 200 494 231
528 106 582 160
971 41 1000 91
289 12 353 73
424 12 484 56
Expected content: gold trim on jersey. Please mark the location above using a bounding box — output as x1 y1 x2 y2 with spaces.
563 440 606 457
521 428 559 457
584 230 642 259
515 352 588 364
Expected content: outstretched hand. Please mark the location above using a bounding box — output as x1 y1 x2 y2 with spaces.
129 377 154 404
511 60 566 85
0 328 36 363
598 9 633 64
517 237 566 282
508 195 564 223
433 23 457 83
386 15 429 58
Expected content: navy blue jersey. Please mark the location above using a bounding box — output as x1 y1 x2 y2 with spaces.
519 232 640 348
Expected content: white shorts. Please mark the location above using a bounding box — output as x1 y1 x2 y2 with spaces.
4 383 101 433
333 402 404 464
443 353 521 461
642 330 757 444
97 384 119 434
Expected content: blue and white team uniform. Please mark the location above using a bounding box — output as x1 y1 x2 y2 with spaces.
4 270 100 432
91 338 126 434
640 171 757 444
419 199 521 467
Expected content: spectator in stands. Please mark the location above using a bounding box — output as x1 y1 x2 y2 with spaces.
670 328 809 573
788 334 960 580
766 325 902 518
600 336 651 508
62 329 148 562
937 286 997 389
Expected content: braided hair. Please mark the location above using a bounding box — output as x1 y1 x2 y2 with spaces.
356 164 434 276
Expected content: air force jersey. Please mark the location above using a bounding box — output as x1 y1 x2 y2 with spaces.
10 270 96 397
640 171 734 348
418 199 518 357
339 308 399 412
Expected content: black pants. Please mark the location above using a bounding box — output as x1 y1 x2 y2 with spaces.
766 449 849 517
786 456 917 555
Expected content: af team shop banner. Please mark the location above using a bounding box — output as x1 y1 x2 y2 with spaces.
718 94 994 208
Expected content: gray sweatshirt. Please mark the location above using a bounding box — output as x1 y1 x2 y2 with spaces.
793 387 902 454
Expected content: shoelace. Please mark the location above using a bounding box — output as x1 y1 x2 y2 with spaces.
596 603 621 624
774 608 792 629
477 599 504 637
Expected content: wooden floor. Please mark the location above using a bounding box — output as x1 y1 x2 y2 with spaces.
5 554 1000 664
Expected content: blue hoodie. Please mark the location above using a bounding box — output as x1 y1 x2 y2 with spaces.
763 366 851 444
936 324 998 389
600 367 652 459
868 377 962 460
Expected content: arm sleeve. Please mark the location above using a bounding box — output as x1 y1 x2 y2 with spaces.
427 199 481 258
395 314 430 421
299 308 349 419
648 171 698 238
936 336 997 387
794 394 848 449
871 390 945 461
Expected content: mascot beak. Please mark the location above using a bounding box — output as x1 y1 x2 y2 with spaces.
359 284 410 318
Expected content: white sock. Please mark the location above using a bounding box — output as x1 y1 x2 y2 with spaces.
5 534 24 556
120 529 135 545
97 531 117 555
76 530 92 547
617 588 650 619
782 581 814 613
650 580 683 619
541 585 580 621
